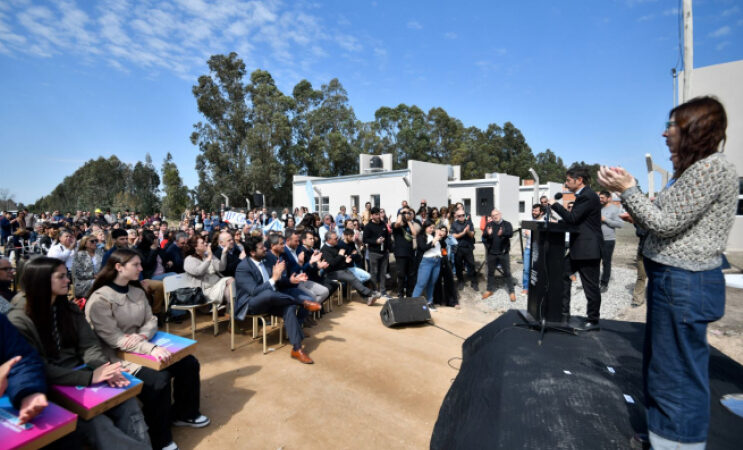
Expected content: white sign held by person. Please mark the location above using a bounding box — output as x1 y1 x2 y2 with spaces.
223 211 246 226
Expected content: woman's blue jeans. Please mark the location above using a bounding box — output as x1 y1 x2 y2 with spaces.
643 258 725 444
412 257 441 304
522 247 531 290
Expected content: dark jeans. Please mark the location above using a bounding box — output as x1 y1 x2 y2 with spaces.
486 253 514 294
395 255 417 297
600 239 616 286
643 258 725 443
562 257 601 322
242 289 305 349
71 398 150 450
454 247 476 285
368 251 389 294
137 355 201 449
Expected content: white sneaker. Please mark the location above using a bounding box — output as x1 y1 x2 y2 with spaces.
162 441 179 450
427 303 437 311
173 414 211 428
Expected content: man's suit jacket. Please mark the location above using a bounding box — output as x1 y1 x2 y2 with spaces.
213 245 241 278
550 186 603 260
263 251 295 290
234 258 275 318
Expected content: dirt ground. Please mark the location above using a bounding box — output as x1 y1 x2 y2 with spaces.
167 227 743 450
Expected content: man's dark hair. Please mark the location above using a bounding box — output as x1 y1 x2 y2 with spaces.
599 190 611 198
370 206 380 215
343 228 354 238
245 236 263 255
566 165 590 184
302 230 315 241
532 203 543 210
539 195 548 201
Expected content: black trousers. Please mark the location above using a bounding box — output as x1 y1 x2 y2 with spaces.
327 269 373 297
600 239 616 286
137 355 201 449
486 253 514 293
454 247 477 284
395 255 417 297
243 289 305 349
562 257 601 322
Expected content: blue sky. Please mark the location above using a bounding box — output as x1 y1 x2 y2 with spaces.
1 0 741 205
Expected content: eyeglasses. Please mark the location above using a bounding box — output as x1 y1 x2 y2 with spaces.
89 239 98 243
665 120 677 130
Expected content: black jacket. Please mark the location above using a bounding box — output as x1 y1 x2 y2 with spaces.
321 244 351 272
213 246 242 278
362 221 390 254
551 186 603 260
483 220 513 255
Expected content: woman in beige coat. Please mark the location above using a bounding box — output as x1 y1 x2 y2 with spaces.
182 235 233 306
85 249 210 450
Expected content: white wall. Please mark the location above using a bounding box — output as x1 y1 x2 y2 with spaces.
518 182 563 222
447 173 521 228
408 160 449 210
680 59 743 250
495 173 520 225
293 171 411 219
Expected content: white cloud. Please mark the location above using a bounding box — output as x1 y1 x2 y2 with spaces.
662 8 678 16
709 26 731 38
637 14 654 22
722 6 740 17
0 0 370 80
373 47 386 57
444 31 457 39
407 20 422 30
716 41 730 51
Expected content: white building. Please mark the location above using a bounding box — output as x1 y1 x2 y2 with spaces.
292 155 454 220
292 155 523 226
679 59 743 250
448 173 520 226
517 182 564 222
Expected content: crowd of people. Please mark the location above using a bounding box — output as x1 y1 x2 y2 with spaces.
0 95 737 450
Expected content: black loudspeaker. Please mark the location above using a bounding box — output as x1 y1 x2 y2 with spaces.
476 187 494 217
380 296 432 327
252 193 264 207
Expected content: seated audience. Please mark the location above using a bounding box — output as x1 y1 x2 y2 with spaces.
321 231 379 305
163 232 187 274
7 257 151 449
85 249 210 450
234 236 321 364
284 230 330 303
213 231 243 278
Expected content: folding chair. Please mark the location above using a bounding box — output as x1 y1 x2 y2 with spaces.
163 274 219 340
228 283 282 353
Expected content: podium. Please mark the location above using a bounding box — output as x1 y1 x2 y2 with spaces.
519 220 576 342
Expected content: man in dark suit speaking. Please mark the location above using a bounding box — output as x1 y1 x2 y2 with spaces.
234 236 321 364
550 166 603 331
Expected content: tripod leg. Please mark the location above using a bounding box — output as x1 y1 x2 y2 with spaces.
538 318 546 345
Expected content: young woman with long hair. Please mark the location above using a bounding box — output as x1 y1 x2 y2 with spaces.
6 256 150 449
85 249 210 450
182 235 233 306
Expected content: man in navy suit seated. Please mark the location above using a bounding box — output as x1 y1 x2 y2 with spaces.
283 230 330 304
234 236 321 364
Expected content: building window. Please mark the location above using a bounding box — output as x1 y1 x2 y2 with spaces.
314 196 329 216
350 195 359 210
371 194 380 208
463 198 471 215
519 201 525 213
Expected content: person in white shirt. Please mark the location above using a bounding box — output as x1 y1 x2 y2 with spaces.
47 229 76 270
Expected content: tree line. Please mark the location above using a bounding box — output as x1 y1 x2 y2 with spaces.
28 51 586 217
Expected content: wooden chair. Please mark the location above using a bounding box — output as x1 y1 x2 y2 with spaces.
163 274 219 340
228 283 283 353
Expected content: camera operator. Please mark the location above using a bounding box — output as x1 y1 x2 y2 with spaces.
392 207 419 297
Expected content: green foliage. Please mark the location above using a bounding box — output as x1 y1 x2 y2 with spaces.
161 153 190 220
30 156 160 214
534 149 567 183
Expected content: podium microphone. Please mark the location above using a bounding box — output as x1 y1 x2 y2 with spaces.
554 192 563 200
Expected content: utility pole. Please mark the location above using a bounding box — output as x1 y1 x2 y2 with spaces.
682 0 693 102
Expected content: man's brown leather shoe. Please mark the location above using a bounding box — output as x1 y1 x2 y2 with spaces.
291 348 314 364
509 293 516 302
302 300 322 312
481 291 493 299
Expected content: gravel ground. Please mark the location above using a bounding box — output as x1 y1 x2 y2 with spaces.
466 225 643 320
